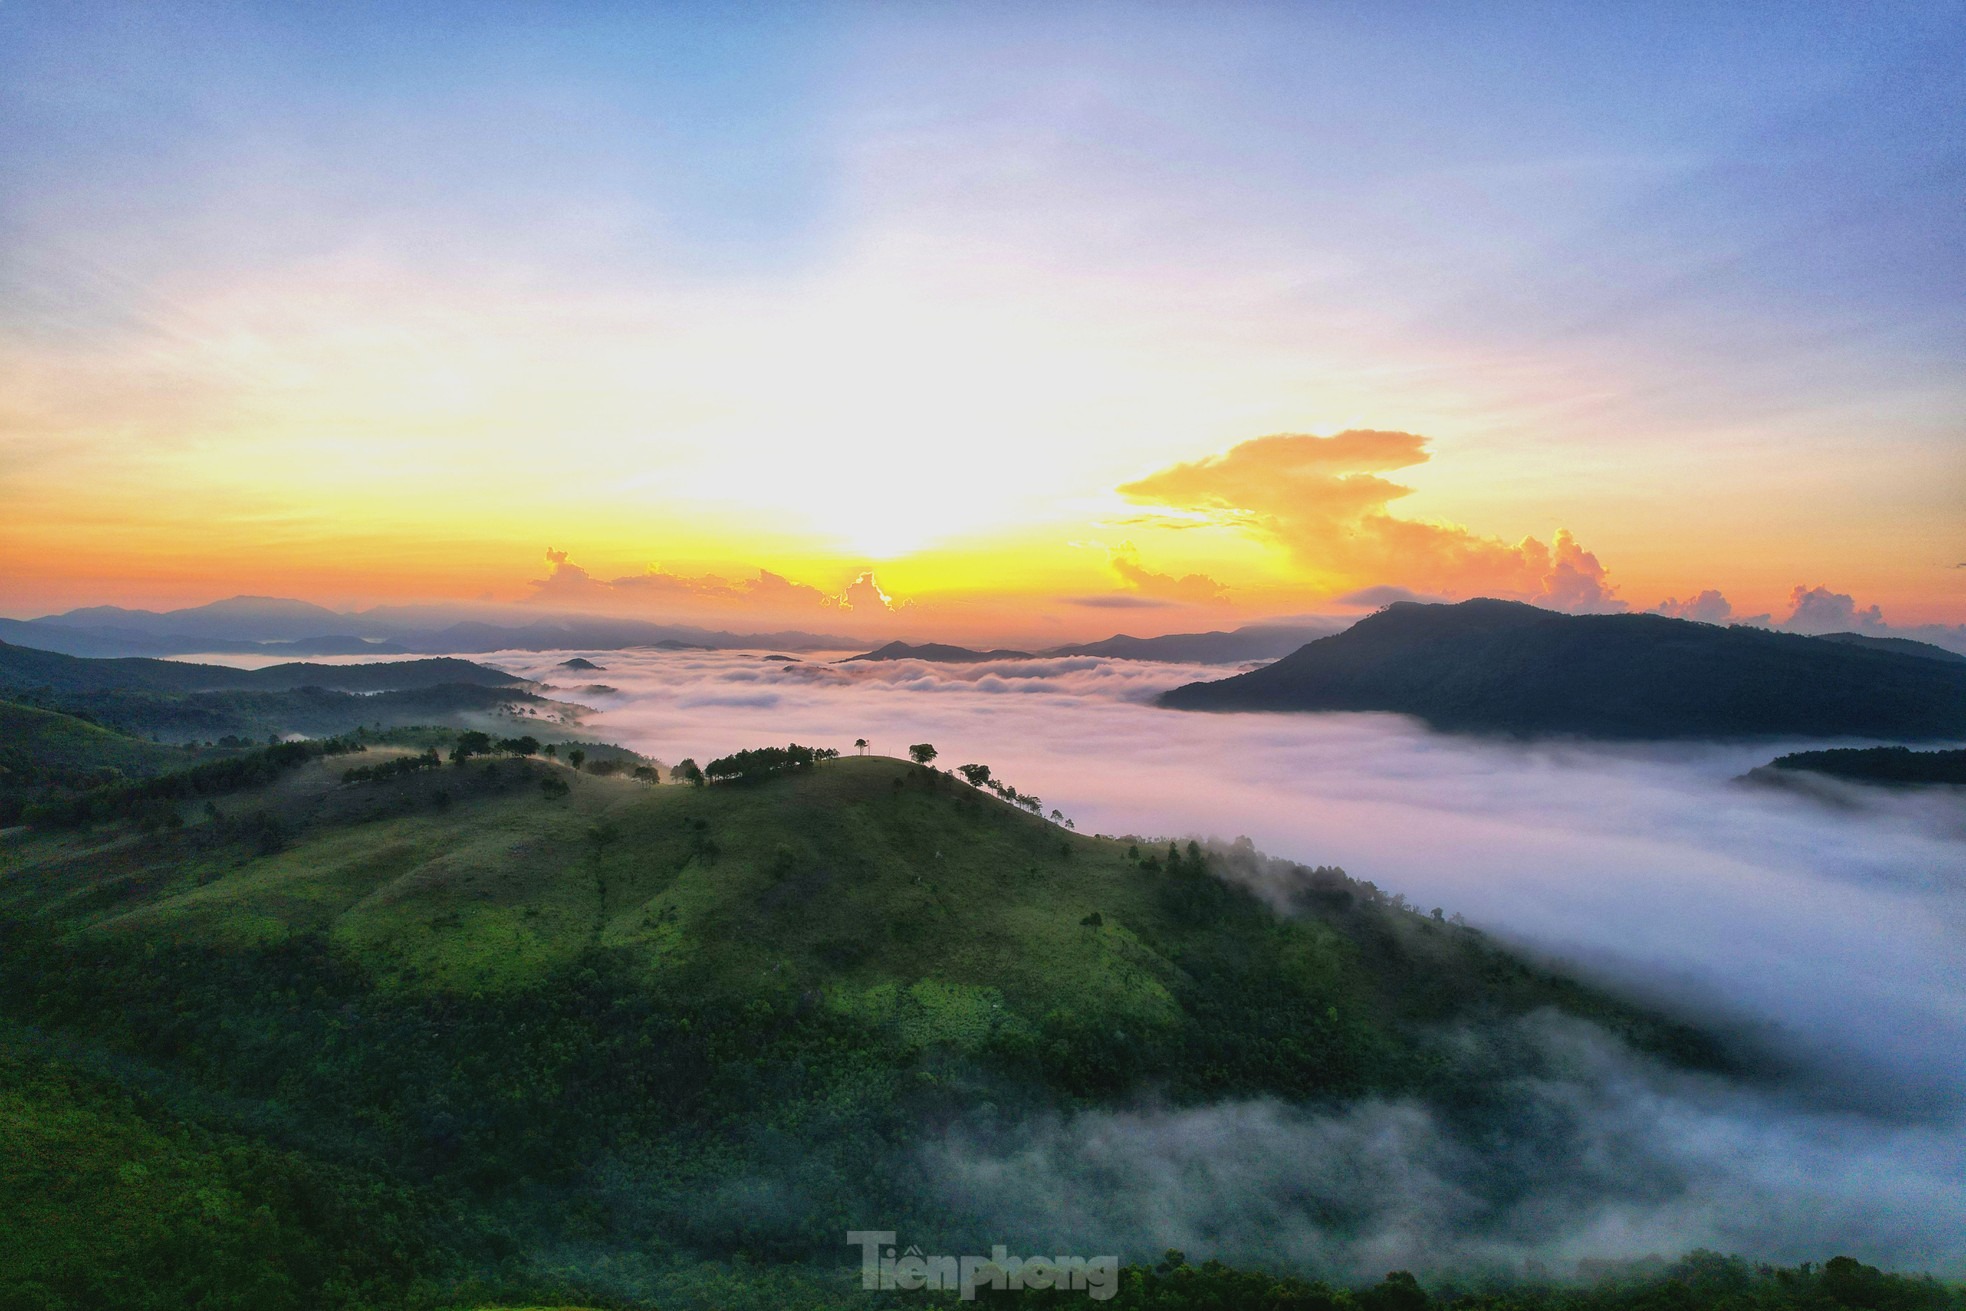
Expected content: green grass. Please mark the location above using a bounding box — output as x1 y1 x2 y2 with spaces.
0 746 1756 1306
1 753 1709 1078
0 700 198 777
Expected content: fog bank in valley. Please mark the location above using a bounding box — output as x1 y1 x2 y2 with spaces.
510 648 1966 1275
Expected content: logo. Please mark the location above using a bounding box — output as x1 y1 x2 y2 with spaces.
848 1231 1120 1301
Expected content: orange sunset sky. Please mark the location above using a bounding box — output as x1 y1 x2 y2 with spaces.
3 6 1961 645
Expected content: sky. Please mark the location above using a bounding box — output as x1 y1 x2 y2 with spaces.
2 2 1962 642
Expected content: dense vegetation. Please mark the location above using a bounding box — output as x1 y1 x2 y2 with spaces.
0 716 1953 1307
0 640 545 742
1159 600 1966 739
702 741 840 782
1763 746 1966 786
0 700 211 826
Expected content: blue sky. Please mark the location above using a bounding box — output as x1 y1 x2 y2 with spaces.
1 2 1960 626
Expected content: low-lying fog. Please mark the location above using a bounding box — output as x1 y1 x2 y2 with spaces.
514 650 1966 1272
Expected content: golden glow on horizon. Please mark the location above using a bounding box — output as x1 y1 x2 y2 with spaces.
2 227 1960 633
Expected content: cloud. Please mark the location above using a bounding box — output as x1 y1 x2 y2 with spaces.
1768 585 1966 654
926 1014 1966 1279
1654 590 1734 624
1332 584 1446 609
1118 431 1625 613
1108 541 1229 604
1062 594 1178 609
1781 584 1885 635
838 571 905 614
529 549 906 619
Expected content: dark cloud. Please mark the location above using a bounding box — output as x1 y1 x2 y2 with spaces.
1062 595 1178 609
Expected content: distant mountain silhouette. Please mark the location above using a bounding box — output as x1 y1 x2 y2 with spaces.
557 657 605 670
842 641 1034 663
1811 631 1966 664
0 641 523 696
1045 620 1344 664
9 596 859 657
1158 599 1966 739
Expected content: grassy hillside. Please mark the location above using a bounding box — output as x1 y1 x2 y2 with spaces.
0 700 214 826
0 742 1917 1308
0 700 198 779
1160 599 1966 739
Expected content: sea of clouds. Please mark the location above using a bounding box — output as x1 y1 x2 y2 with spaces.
503 648 1966 1276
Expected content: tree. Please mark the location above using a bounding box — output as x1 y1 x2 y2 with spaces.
854 738 869 756
567 748 586 773
908 743 937 766
673 758 704 787
958 763 993 788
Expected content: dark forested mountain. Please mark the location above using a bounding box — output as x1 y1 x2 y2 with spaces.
0 641 522 696
1812 631 1966 664
1756 746 1966 787
1158 599 1966 739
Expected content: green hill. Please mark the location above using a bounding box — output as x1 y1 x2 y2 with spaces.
0 741 1917 1309
0 746 1724 1301
1159 599 1966 738
0 700 212 826
0 700 196 779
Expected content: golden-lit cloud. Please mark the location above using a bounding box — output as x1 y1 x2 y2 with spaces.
1107 541 1229 605
1118 431 1625 613
529 549 909 624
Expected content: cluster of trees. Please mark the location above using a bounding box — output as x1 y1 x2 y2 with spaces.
340 749 442 785
999 1251 1964 1311
447 731 541 764
1768 746 1966 786
20 736 365 829
702 743 839 784
957 760 1069 824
